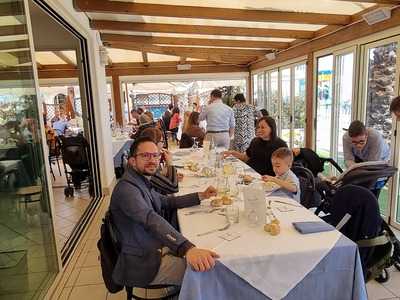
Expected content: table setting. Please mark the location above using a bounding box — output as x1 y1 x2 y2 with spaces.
171 148 367 300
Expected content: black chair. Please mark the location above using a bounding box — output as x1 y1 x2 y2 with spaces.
125 285 179 300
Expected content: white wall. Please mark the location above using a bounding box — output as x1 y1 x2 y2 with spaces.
42 0 115 191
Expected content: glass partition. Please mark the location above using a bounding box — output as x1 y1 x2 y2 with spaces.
315 55 334 158
294 64 306 147
280 68 291 143
0 1 58 298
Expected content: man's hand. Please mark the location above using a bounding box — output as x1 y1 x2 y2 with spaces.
177 172 184 182
186 247 219 272
198 186 217 200
161 149 173 165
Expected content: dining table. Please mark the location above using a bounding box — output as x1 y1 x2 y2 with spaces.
172 148 367 300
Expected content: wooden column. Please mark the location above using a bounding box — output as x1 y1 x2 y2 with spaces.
305 53 314 149
112 75 123 125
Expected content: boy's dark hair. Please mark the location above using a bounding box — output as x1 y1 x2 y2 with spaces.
390 96 400 113
348 120 367 137
168 104 173 110
210 89 222 99
271 147 293 163
129 136 156 157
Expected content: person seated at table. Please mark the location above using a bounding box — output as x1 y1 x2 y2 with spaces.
180 112 205 148
110 137 219 288
262 147 300 202
223 116 287 175
52 117 69 136
139 127 183 194
342 120 390 168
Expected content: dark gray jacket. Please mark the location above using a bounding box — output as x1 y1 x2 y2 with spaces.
110 167 199 287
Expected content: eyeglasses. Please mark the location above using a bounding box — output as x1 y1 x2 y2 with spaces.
135 152 161 161
351 139 367 145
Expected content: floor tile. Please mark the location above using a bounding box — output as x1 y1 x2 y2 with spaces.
74 266 103 286
58 287 72 300
383 271 400 296
82 251 100 267
106 291 126 300
65 269 81 287
367 280 396 300
69 284 107 300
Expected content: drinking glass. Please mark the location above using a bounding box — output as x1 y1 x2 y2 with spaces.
217 177 229 196
226 205 239 224
247 209 259 227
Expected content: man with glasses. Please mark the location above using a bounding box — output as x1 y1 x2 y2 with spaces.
110 136 219 289
343 120 390 168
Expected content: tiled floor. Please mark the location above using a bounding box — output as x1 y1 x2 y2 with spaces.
52 193 400 300
50 161 92 248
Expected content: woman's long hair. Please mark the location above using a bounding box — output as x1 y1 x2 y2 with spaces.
257 116 277 141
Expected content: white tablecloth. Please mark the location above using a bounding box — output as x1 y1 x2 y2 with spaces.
174 149 341 299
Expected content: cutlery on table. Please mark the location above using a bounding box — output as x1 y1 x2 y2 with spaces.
185 208 221 215
197 223 230 236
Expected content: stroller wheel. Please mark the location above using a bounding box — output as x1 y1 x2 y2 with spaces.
64 187 74 197
394 261 400 272
375 269 390 283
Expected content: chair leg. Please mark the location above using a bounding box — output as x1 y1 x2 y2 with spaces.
126 286 133 300
56 157 62 176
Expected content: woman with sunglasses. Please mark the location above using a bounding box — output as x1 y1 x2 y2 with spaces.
342 120 390 168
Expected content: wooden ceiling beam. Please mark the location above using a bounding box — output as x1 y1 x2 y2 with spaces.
106 42 269 57
0 39 29 51
107 42 261 64
106 65 248 77
336 0 399 4
179 57 186 64
53 51 76 66
100 33 289 49
91 20 314 40
75 0 350 25
0 24 26 36
250 5 400 70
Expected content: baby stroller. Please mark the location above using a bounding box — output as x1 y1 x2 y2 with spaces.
59 134 93 197
321 184 399 283
291 165 321 209
316 161 397 215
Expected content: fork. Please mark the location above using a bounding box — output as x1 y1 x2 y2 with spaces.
197 223 230 236
185 208 221 215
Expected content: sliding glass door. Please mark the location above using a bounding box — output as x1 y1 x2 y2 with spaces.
315 49 356 174
0 1 59 298
361 38 399 219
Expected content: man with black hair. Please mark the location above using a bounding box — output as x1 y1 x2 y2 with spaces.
390 96 400 119
342 120 390 168
199 89 235 149
110 137 219 288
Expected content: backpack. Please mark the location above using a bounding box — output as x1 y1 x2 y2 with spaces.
97 210 123 293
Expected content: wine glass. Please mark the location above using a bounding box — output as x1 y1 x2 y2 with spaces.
192 137 199 151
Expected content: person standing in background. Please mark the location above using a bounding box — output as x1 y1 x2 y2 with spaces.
169 107 181 142
162 104 173 130
199 89 235 149
232 93 255 152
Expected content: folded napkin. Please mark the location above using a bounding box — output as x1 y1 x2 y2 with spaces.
293 221 335 234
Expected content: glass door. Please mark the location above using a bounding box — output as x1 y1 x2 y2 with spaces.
361 38 399 218
0 0 59 298
280 68 292 144
293 64 306 148
333 52 355 169
315 55 334 159
269 70 280 129
315 50 356 175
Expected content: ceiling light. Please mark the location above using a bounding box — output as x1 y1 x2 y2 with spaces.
362 7 391 26
265 52 276 61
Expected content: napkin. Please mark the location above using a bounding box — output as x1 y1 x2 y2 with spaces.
292 221 335 234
